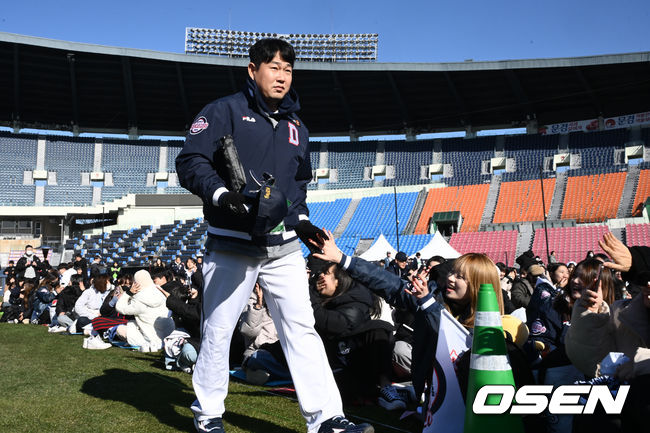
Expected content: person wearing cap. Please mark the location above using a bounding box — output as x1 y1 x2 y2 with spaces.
175 38 371 433
388 252 409 279
511 264 545 310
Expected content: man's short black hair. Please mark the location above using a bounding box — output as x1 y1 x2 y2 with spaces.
8 260 14 264
152 268 174 282
249 38 295 68
427 256 446 266
70 274 84 286
25 244 33 250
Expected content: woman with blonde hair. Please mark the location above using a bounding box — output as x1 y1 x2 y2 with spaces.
443 253 503 328
310 231 510 407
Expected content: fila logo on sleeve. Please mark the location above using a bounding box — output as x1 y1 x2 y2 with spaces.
288 122 300 146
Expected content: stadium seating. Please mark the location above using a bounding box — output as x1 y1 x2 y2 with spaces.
625 223 650 247
449 230 518 265
569 129 627 170
632 170 650 216
414 184 490 233
384 140 432 186
326 141 375 189
503 134 559 181
166 142 184 171
0 133 38 206
101 139 159 202
66 218 207 266
493 178 555 224
532 225 609 264
342 192 418 237
384 234 434 256
561 172 626 222
307 198 351 231
441 136 493 185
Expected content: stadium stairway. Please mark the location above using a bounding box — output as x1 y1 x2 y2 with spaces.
354 238 375 256
333 198 360 237
611 226 625 244
402 188 428 235
617 165 641 218
514 223 534 264
479 175 501 228
548 172 567 220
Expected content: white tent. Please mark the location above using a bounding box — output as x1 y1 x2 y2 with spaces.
413 231 461 259
359 234 397 261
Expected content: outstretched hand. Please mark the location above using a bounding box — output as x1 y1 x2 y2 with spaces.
310 229 343 264
295 220 329 253
599 232 632 272
404 270 430 299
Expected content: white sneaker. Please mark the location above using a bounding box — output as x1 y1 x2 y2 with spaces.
68 321 77 334
49 325 67 333
85 335 111 350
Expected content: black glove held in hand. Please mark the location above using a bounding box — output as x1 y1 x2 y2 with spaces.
295 220 329 252
218 191 248 215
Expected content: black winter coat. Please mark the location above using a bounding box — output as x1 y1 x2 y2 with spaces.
310 281 374 339
340 255 443 400
56 285 82 316
165 280 201 348
15 255 41 279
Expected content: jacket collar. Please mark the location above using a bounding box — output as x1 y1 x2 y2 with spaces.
245 77 301 118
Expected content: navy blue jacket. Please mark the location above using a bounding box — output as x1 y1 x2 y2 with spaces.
339 254 443 399
176 78 312 245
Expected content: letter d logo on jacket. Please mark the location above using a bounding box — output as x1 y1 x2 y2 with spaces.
288 122 299 146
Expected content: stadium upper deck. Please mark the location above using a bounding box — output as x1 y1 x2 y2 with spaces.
1 32 649 137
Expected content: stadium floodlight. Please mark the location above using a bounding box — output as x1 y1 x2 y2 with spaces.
185 27 378 62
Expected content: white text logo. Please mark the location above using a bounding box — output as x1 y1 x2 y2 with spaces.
472 385 629 415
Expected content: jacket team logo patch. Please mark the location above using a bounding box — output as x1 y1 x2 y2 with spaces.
190 116 209 135
288 122 299 146
531 320 546 335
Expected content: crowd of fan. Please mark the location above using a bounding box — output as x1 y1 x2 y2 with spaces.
1 233 649 432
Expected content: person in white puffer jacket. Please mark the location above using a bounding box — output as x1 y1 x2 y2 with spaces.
115 269 175 352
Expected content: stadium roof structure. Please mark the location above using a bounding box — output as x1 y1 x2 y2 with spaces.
1 32 649 138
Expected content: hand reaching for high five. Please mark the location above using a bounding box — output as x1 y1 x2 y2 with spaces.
599 232 632 272
310 229 343 264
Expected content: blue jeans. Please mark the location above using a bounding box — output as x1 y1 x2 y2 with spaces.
177 343 198 370
245 348 291 381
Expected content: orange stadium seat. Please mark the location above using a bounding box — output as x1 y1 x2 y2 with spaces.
561 172 626 223
414 184 490 234
632 170 650 216
493 179 555 224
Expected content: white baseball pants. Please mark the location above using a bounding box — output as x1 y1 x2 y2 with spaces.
191 249 343 432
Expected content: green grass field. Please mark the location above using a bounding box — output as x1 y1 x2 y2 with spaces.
0 324 419 433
